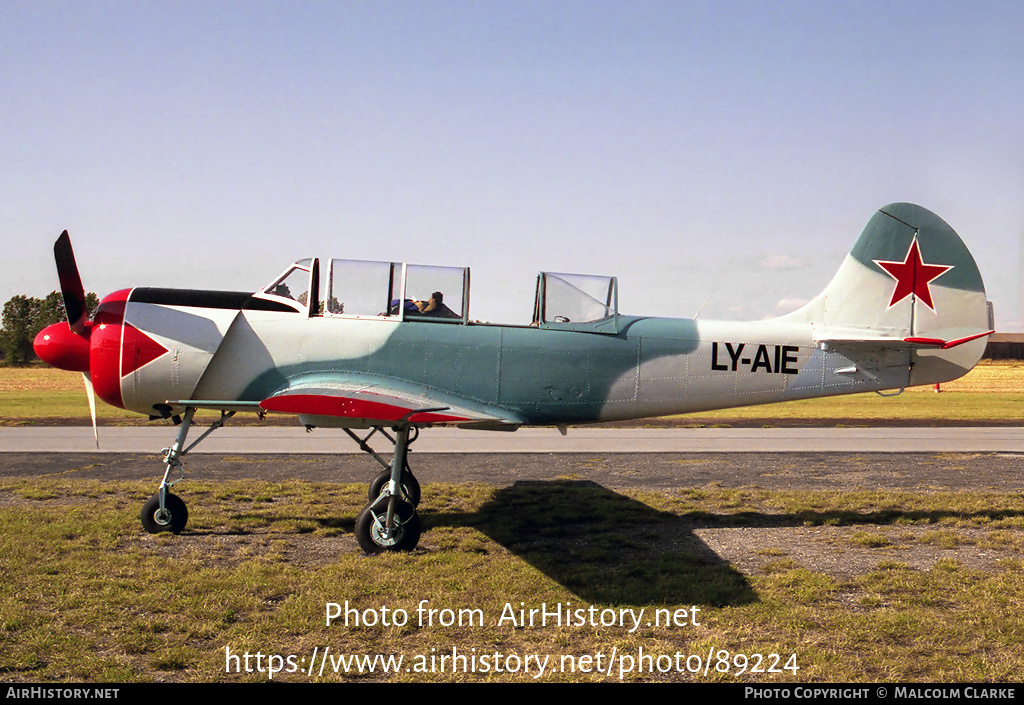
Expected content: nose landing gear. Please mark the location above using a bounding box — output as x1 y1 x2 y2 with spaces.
138 407 236 535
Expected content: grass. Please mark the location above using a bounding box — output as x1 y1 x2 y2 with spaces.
2 362 1022 682
0 477 1022 682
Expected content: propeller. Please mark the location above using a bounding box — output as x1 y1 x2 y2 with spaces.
40 231 99 447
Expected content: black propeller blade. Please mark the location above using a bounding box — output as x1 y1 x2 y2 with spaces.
54 230 87 334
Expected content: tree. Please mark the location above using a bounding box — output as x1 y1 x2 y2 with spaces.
85 292 100 318
0 295 38 365
0 291 99 365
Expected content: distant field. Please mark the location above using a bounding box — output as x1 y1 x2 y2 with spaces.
0 367 224 424
681 360 1024 424
0 361 1021 425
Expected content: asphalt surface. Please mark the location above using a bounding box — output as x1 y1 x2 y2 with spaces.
3 426 1023 492
4 425 1024 453
3 449 1023 492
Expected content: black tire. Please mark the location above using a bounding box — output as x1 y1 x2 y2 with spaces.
367 468 421 507
140 493 188 534
355 499 421 554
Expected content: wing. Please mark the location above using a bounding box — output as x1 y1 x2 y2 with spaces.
172 373 523 429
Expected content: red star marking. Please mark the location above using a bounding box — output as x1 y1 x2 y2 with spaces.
873 238 953 311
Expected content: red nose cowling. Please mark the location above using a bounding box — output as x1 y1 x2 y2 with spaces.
33 289 131 409
33 321 91 372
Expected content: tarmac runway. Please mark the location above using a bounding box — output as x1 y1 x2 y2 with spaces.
2 426 1024 492
3 425 1024 453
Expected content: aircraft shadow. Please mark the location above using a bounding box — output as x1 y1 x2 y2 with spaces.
448 480 759 608
426 482 1024 609
206 480 1023 610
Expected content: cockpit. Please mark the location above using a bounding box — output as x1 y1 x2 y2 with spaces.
252 258 620 333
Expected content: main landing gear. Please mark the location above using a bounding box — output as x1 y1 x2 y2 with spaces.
344 424 423 554
138 406 425 554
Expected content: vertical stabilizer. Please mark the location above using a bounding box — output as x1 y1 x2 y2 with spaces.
784 203 992 385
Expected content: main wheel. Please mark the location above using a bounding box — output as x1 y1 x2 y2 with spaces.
355 499 421 554
140 493 188 534
367 468 421 507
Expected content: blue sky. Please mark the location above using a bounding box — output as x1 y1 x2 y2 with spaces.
2 1 1022 326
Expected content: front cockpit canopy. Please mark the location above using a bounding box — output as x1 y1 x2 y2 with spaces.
253 258 469 322
260 258 315 312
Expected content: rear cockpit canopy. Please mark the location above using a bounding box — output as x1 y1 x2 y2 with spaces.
533 272 619 333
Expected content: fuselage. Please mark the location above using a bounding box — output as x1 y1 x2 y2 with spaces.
54 285 964 426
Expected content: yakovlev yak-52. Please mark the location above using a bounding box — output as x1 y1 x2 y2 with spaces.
34 203 994 553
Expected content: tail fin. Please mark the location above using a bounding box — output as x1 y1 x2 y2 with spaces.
786 203 993 386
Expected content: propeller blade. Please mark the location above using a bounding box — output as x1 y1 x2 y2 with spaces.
82 372 99 449
54 230 87 335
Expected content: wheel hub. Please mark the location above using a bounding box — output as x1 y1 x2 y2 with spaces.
370 513 404 546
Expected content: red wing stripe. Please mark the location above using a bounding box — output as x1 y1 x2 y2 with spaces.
259 394 470 423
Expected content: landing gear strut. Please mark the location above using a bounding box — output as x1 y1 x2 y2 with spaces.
346 424 423 553
140 407 235 535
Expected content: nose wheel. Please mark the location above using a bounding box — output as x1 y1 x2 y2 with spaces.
140 492 188 534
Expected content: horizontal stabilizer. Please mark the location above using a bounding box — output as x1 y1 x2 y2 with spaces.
902 329 995 350
819 328 994 351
